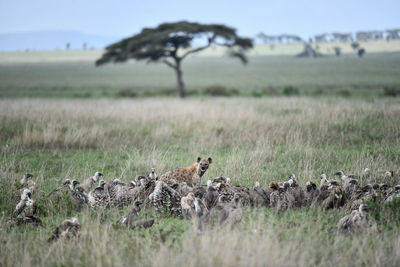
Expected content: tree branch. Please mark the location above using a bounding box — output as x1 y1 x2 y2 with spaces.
181 34 217 60
162 59 177 69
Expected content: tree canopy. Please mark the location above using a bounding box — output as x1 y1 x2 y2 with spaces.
96 21 253 98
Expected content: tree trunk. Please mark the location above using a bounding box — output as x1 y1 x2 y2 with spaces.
175 61 185 98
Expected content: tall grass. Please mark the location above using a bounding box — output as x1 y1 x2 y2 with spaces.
1 97 400 266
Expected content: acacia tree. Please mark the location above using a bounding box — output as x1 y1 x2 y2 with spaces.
95 21 253 98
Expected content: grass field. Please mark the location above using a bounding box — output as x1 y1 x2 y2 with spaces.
0 98 400 266
0 45 400 266
1 44 400 98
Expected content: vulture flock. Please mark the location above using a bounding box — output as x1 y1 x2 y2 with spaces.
5 164 400 242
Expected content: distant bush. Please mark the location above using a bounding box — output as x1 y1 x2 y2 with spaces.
73 91 92 98
282 85 299 96
186 89 200 96
160 88 177 96
203 85 239 97
383 86 400 97
251 90 264 97
117 89 138 98
141 89 177 97
251 87 280 97
339 89 352 97
312 88 324 95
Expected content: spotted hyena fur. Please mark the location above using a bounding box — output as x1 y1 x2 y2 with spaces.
160 157 212 187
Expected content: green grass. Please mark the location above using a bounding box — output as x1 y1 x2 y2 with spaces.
0 98 400 266
1 52 400 98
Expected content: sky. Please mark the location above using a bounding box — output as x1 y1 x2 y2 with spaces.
0 0 399 39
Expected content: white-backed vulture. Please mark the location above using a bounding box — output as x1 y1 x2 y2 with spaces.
81 172 103 192
338 204 370 233
48 217 81 242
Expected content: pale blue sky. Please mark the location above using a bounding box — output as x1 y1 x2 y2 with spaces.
0 0 399 38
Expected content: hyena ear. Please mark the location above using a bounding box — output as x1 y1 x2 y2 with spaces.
208 157 212 164
197 157 201 163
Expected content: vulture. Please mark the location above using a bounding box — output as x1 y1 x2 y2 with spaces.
285 180 306 208
178 182 193 197
219 193 243 229
181 192 196 220
204 180 219 210
88 180 109 208
305 181 319 205
69 180 88 210
198 194 231 232
128 219 155 230
384 185 400 203
10 189 42 226
125 201 146 229
149 168 158 181
48 217 81 242
321 182 346 210
107 179 137 207
338 204 370 233
81 171 103 192
19 173 37 195
249 181 269 207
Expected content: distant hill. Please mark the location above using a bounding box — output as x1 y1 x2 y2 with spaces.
0 31 122 51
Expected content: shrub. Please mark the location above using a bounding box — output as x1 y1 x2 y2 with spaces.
158 88 177 96
383 86 400 97
203 85 238 97
251 90 263 97
117 89 138 98
339 89 352 97
282 85 299 96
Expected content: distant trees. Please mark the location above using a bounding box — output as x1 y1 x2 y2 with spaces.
96 21 253 98
66 42 70 50
296 44 322 58
333 47 341 56
386 29 400 40
257 33 303 43
357 48 366 57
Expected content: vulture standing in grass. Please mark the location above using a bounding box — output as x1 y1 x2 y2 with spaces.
117 200 143 227
81 171 103 192
20 173 37 195
149 180 163 210
69 180 88 210
305 181 319 205
219 193 243 229
385 185 400 203
204 180 219 210
321 181 346 210
198 194 231 232
249 181 269 207
285 176 306 208
149 168 158 181
125 201 146 229
9 189 42 226
116 200 154 231
178 182 193 197
345 184 377 211
181 192 197 220
338 204 370 233
88 180 109 208
270 182 294 210
180 191 206 220
48 217 81 242
107 179 137 207
128 219 155 230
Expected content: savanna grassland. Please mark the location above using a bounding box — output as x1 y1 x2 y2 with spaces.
0 48 400 266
